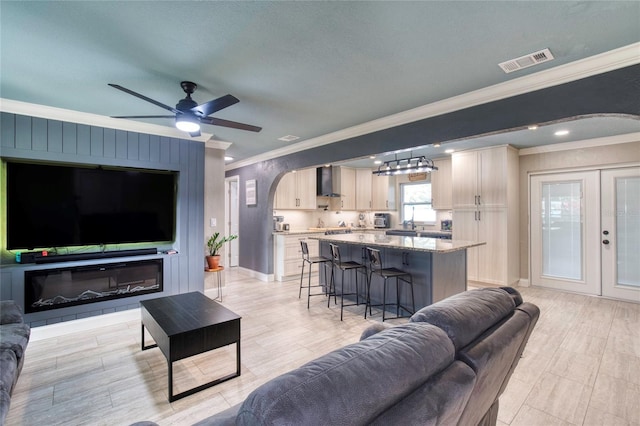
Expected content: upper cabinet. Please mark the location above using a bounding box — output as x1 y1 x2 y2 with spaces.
355 168 373 210
431 158 452 210
333 166 356 210
274 168 317 210
372 175 396 211
452 146 508 209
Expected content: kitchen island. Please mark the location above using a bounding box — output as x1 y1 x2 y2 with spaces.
309 233 485 314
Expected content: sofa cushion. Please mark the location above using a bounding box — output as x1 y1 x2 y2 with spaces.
0 323 30 360
369 360 476 426
0 301 23 325
236 322 455 426
410 287 516 350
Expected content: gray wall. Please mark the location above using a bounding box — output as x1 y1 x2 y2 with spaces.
227 64 640 277
0 112 204 326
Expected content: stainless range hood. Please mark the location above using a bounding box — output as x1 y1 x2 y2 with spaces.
316 167 341 197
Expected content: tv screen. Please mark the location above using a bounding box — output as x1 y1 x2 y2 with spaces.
6 161 177 250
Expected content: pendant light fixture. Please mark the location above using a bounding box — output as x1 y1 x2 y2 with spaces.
372 154 438 176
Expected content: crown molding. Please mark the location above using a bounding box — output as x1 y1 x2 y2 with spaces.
518 132 640 156
227 42 640 171
0 98 213 142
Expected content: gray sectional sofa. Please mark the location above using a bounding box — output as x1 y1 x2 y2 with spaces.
191 286 539 426
0 300 30 425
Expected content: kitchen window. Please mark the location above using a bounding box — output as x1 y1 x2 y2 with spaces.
401 182 436 224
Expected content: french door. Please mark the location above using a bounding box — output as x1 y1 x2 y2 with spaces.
530 171 600 295
601 167 640 301
530 167 640 302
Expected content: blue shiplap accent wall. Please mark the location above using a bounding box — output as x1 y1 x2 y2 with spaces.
0 112 205 326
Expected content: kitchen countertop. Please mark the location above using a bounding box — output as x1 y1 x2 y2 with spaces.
309 233 484 254
273 227 383 236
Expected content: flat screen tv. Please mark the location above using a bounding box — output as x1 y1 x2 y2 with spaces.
5 161 177 250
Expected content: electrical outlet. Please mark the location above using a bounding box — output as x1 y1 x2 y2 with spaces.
210 218 217 227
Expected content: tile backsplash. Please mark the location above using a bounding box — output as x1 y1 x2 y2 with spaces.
273 209 452 230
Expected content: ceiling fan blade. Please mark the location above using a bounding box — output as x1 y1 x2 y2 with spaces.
111 115 175 119
192 94 239 117
108 84 180 114
201 116 262 132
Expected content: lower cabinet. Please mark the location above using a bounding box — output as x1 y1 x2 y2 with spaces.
274 233 323 281
453 207 516 286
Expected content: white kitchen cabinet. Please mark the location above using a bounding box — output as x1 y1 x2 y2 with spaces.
333 166 356 210
452 145 518 286
452 146 508 209
431 158 452 210
274 168 317 210
274 233 323 281
371 175 396 210
355 168 373 210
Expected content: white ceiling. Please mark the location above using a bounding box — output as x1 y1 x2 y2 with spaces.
1 1 639 165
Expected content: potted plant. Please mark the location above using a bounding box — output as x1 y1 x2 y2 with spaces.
206 232 238 269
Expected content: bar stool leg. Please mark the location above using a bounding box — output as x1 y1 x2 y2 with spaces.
307 261 313 309
382 277 388 322
299 260 306 299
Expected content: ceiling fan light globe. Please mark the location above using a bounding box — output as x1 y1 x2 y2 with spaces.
175 117 200 133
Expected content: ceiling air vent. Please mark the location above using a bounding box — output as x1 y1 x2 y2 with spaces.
498 48 554 74
278 135 300 142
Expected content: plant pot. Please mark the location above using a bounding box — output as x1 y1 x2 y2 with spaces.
206 255 221 270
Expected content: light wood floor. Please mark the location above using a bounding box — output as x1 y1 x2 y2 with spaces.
5 269 640 426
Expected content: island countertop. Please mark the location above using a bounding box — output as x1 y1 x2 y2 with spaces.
309 233 485 254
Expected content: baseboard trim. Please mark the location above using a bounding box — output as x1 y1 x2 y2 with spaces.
238 267 272 282
518 278 530 287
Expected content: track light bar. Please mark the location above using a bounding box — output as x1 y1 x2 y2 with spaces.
372 155 438 176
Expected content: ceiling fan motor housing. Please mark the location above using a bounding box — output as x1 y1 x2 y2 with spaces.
177 81 199 113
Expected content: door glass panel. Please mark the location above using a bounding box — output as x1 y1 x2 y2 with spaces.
616 176 640 287
541 181 582 280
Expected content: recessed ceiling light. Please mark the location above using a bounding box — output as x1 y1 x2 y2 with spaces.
528 125 538 130
374 160 382 165
369 156 376 159
554 130 570 136
445 149 455 154
324 164 331 168
278 135 300 142
224 156 234 161
433 143 441 148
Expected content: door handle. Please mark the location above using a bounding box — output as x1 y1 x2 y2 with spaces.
602 240 610 245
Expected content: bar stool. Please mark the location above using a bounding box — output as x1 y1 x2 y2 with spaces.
365 247 415 321
298 240 332 308
327 243 367 321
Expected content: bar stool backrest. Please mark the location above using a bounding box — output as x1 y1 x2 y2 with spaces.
300 240 310 260
367 247 383 271
329 243 342 264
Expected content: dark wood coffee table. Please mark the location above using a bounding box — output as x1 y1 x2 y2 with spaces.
140 291 241 402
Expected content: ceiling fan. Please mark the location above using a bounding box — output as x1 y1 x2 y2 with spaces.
109 81 261 137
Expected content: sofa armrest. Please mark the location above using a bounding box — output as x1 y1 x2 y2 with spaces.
0 301 23 325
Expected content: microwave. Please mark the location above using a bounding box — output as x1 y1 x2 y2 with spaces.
373 213 391 228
